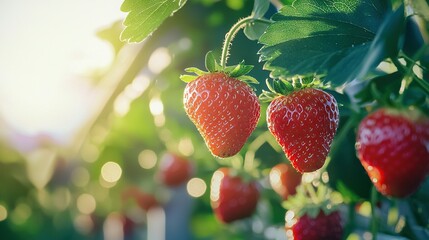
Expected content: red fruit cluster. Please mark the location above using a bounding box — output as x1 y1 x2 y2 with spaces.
184 73 260 158
267 88 339 172
269 163 302 200
210 168 259 223
356 108 429 197
158 153 193 187
286 211 343 240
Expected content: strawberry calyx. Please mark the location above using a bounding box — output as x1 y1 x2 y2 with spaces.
259 76 323 102
283 181 341 219
180 51 259 85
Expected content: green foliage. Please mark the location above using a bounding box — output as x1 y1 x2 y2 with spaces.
259 0 390 86
244 0 271 41
120 0 187 43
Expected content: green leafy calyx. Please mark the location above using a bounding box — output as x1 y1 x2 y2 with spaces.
180 51 259 84
283 182 340 219
259 76 321 102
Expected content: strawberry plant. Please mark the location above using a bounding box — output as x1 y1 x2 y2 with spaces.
115 0 429 239
2 0 428 239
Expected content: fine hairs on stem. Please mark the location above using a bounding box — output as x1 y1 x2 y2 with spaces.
220 17 272 68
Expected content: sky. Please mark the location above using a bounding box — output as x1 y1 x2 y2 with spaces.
0 0 125 145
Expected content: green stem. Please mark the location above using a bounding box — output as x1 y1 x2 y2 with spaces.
243 131 272 171
220 17 272 68
304 182 320 204
344 202 356 239
413 74 429 95
370 186 379 240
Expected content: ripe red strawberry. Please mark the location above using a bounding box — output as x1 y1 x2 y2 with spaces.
210 168 259 223
269 163 302 200
267 88 339 172
184 72 260 158
286 210 343 240
121 187 159 211
158 153 193 187
356 108 429 197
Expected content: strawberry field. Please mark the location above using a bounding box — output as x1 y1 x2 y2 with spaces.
0 0 428 239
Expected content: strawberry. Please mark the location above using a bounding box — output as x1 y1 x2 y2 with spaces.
269 163 302 200
158 153 193 187
356 108 429 197
184 72 260 158
121 186 159 211
286 210 343 240
283 182 343 240
266 88 339 172
210 168 259 223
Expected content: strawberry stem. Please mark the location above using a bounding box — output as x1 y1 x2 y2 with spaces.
220 17 272 69
304 182 320 204
370 186 379 240
243 131 272 172
344 202 357 238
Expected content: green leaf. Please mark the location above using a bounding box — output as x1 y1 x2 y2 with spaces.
228 63 254 77
205 51 218 72
180 74 198 83
259 0 390 87
237 75 259 84
184 67 207 76
120 0 187 43
355 4 405 81
354 71 403 104
252 0 270 19
244 21 270 41
280 79 294 92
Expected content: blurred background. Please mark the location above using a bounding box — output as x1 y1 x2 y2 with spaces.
0 1 288 239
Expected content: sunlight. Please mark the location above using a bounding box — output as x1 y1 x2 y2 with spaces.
0 0 124 144
148 47 171 74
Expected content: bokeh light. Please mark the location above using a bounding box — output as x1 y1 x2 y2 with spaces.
11 203 31 225
187 178 207 198
138 149 158 169
0 205 7 222
178 137 194 157
74 214 94 235
101 161 122 183
77 194 96 215
72 167 91 187
148 47 171 74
